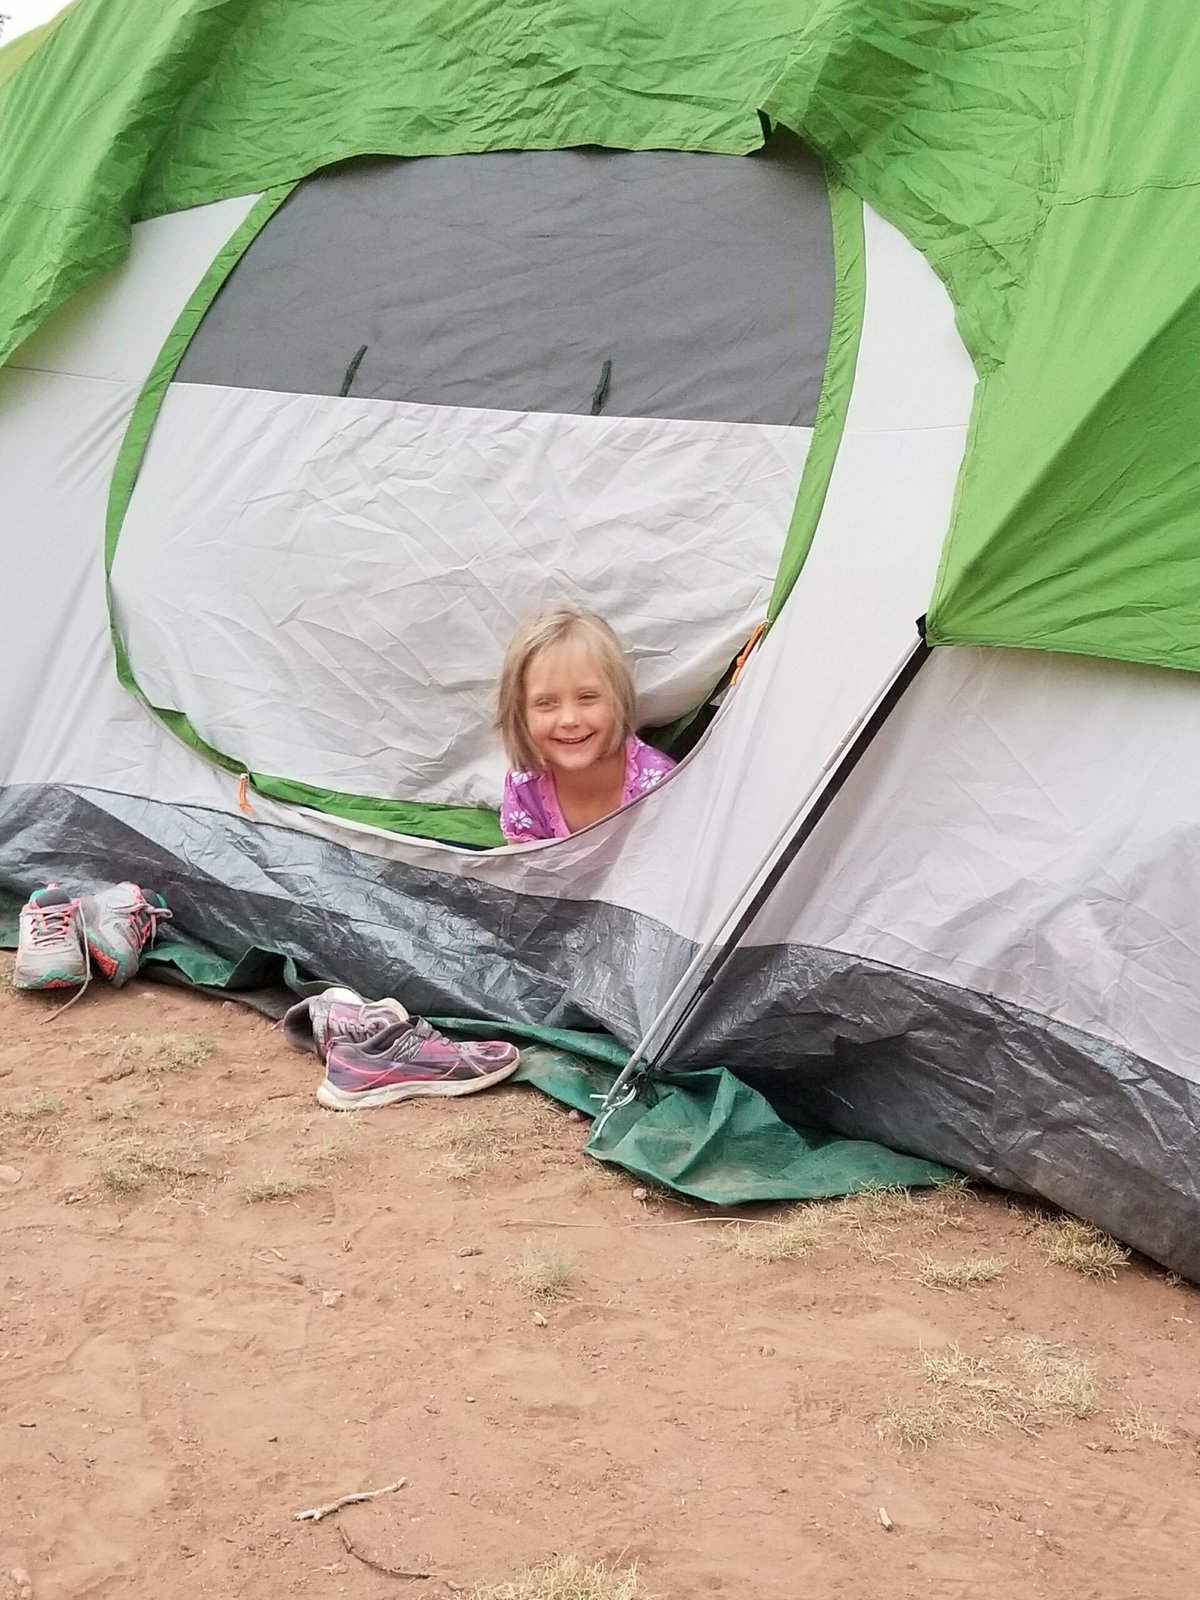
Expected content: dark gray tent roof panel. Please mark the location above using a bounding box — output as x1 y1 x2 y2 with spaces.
177 134 834 426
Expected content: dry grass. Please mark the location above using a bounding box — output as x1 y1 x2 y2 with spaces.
1016 1336 1101 1419
578 1159 628 1194
80 1030 215 1075
915 1253 1006 1290
298 1123 361 1169
844 1184 930 1227
97 1139 210 1194
512 1242 577 1302
469 1556 649 1600
242 1172 314 1204
718 1184 967 1271
1113 1406 1174 1446
0 1091 65 1147
1033 1215 1130 1280
2 1091 62 1121
880 1336 1101 1448
931 1172 972 1192
877 1398 947 1451
517 1094 576 1140
725 1213 824 1263
423 1112 515 1180
850 1185 959 1230
150 1033 216 1073
92 1101 140 1124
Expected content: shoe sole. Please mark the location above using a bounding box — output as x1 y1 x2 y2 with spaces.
315 1055 521 1111
87 941 128 985
13 973 85 991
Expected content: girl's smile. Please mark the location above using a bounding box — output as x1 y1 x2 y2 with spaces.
524 639 620 774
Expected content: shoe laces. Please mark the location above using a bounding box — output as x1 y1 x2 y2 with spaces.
28 897 82 948
38 899 92 1023
128 891 172 951
341 1010 392 1045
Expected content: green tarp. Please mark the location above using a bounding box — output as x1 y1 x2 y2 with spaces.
431 1021 951 1203
7 0 1200 679
0 898 951 1203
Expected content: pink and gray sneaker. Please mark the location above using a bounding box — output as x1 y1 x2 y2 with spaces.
13 886 88 991
280 986 410 1059
317 1019 520 1110
81 882 172 987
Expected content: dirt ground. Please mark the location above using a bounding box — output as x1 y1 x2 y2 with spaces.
2 958 1200 1600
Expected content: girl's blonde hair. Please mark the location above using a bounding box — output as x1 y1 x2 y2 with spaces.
498 610 636 771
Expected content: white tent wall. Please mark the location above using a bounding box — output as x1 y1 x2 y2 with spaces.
0 195 260 809
747 644 1200 1082
111 387 811 809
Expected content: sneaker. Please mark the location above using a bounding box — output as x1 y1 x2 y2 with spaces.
13 886 88 991
280 986 410 1059
81 882 171 987
317 1020 520 1110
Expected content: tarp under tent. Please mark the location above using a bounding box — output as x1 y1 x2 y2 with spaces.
3 0 1200 1272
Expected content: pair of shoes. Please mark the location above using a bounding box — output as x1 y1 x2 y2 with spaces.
13 882 172 1000
281 985 521 1110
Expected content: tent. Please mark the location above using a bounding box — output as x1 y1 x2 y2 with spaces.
3 0 1200 1273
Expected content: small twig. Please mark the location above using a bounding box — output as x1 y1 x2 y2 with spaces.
293 1477 407 1521
338 1524 431 1580
499 1216 773 1229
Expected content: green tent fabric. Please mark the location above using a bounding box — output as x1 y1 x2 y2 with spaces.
0 897 951 1202
0 0 811 363
766 0 1200 676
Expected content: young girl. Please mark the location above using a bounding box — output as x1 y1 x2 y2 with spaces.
498 611 676 842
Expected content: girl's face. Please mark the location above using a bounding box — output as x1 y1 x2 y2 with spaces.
524 638 619 774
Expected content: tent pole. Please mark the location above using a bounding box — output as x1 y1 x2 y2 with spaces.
596 631 931 1121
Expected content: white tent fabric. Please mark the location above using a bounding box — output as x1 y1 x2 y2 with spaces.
768 644 1200 1080
111 387 811 807
0 196 259 812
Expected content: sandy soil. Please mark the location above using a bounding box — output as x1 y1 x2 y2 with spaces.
2 957 1200 1600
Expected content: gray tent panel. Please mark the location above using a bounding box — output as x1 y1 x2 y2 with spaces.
177 134 833 426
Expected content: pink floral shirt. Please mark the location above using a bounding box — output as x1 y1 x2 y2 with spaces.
500 735 676 842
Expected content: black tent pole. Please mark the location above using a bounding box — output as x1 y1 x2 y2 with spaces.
596 627 932 1119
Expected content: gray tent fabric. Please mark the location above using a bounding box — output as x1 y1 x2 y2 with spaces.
177 133 833 426
2 779 1198 1278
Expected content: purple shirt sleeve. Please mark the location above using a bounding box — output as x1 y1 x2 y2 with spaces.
622 735 676 802
500 768 547 841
